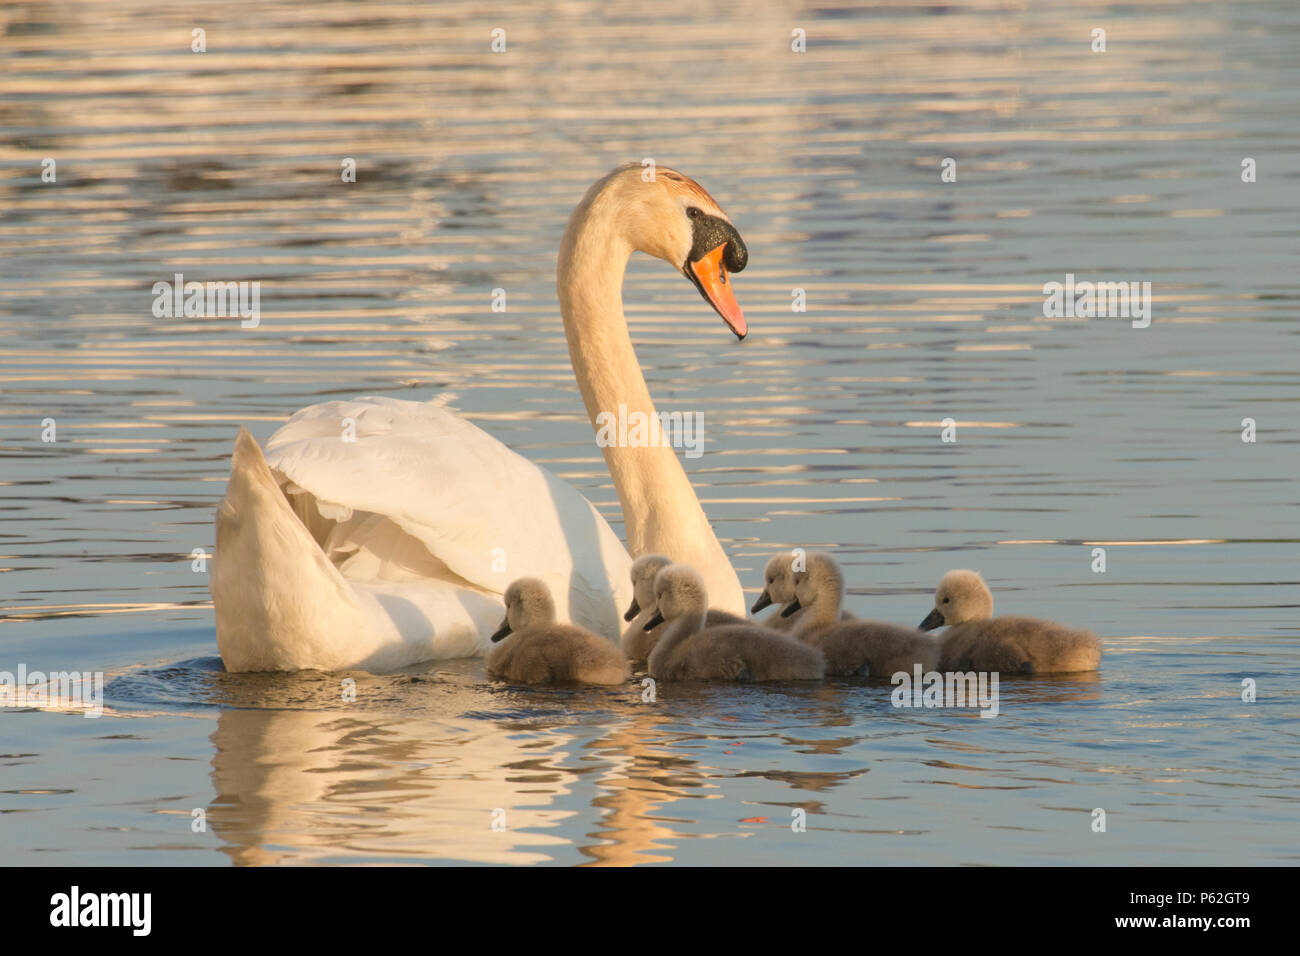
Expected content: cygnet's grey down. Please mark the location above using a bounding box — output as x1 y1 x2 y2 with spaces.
750 551 855 631
920 570 1102 674
621 553 744 663
487 577 630 685
647 564 825 682
786 552 939 677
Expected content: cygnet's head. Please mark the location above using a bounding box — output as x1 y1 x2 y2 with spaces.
643 564 709 630
491 577 557 642
919 570 994 631
785 551 843 618
625 553 671 622
751 551 798 614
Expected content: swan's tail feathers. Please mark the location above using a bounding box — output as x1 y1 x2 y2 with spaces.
212 428 369 672
225 427 279 510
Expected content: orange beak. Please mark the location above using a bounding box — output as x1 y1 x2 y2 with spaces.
688 243 747 340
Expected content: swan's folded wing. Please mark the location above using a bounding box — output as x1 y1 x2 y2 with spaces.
263 396 632 638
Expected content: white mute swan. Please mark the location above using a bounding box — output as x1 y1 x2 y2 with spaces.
486 578 630 685
645 565 825 682
919 570 1103 674
213 164 750 672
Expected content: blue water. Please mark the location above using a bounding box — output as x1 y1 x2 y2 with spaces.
1 0 1297 864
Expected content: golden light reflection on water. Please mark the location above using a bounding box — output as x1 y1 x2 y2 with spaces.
1 0 1298 865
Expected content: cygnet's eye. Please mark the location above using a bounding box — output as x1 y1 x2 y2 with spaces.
942 597 950 604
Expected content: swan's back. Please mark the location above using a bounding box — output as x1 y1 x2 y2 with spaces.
810 621 939 678
487 624 630 685
652 623 824 682
263 396 633 636
938 616 1101 674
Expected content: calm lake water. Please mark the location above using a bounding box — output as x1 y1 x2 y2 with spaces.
2 0 1297 865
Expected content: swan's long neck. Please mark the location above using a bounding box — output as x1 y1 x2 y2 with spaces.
557 190 745 615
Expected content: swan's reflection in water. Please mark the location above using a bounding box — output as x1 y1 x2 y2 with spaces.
200 663 1104 865
210 708 573 865
203 663 603 865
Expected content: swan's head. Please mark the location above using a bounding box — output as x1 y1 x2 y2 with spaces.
919 570 993 631
578 163 750 339
491 577 557 642
751 551 797 614
625 553 672 622
784 552 843 619
644 563 708 630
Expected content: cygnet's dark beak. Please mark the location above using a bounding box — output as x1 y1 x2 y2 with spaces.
918 608 945 632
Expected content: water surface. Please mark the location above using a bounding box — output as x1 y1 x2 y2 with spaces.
1 0 1297 865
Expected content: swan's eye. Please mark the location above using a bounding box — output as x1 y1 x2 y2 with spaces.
686 207 701 220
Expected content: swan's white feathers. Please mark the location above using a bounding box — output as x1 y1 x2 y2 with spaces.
264 396 633 631
213 400 633 672
211 163 748 672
